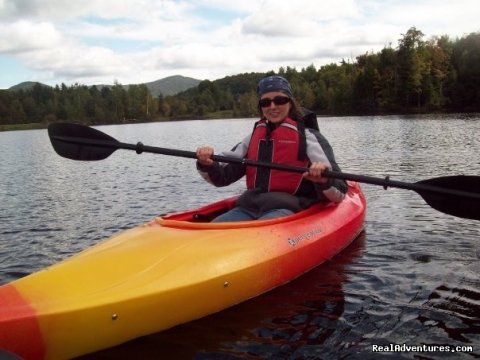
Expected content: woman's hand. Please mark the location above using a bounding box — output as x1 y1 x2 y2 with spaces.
196 146 215 166
303 162 330 184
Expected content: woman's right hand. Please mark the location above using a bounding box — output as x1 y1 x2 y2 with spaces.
196 146 215 166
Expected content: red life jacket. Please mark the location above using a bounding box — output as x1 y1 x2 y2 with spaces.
246 118 309 194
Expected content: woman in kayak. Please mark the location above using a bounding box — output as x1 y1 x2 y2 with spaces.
196 75 347 222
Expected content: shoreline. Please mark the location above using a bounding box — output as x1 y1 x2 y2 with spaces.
1 111 478 132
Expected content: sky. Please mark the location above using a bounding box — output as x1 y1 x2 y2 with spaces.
0 0 479 89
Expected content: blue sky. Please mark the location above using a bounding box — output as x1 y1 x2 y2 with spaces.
0 0 479 89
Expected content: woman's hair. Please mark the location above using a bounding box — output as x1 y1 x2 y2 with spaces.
289 98 305 121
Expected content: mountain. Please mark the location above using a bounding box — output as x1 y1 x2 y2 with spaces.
7 75 202 96
144 75 201 97
8 82 51 91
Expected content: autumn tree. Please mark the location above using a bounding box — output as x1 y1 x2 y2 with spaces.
449 32 480 111
396 27 428 108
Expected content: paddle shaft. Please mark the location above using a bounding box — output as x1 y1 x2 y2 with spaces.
53 134 479 201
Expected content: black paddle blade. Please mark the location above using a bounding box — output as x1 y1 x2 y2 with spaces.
48 123 119 161
417 176 480 221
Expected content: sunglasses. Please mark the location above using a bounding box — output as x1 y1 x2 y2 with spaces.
259 96 290 108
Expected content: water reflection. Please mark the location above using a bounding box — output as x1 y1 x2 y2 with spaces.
421 284 480 343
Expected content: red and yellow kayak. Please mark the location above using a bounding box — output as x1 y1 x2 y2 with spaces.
0 183 365 359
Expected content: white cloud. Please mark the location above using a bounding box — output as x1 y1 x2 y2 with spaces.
0 20 63 54
0 0 190 21
241 0 359 37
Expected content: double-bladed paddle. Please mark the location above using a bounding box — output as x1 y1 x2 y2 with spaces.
48 122 480 221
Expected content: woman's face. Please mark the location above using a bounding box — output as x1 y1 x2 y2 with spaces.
259 91 291 124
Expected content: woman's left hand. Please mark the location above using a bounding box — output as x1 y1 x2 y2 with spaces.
303 162 330 184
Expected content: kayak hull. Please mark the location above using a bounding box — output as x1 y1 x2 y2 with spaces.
0 183 366 359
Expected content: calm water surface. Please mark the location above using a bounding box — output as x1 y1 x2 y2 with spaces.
1 114 479 359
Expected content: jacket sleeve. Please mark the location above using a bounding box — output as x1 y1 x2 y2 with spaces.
305 128 348 203
196 134 250 187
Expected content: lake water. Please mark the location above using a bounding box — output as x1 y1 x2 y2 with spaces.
1 114 479 359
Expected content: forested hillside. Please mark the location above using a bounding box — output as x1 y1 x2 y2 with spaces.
1 27 479 128
166 28 480 118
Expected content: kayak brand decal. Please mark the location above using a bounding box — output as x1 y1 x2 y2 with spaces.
287 227 322 247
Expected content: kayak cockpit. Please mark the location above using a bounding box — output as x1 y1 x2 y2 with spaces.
147 183 362 230
146 194 338 230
